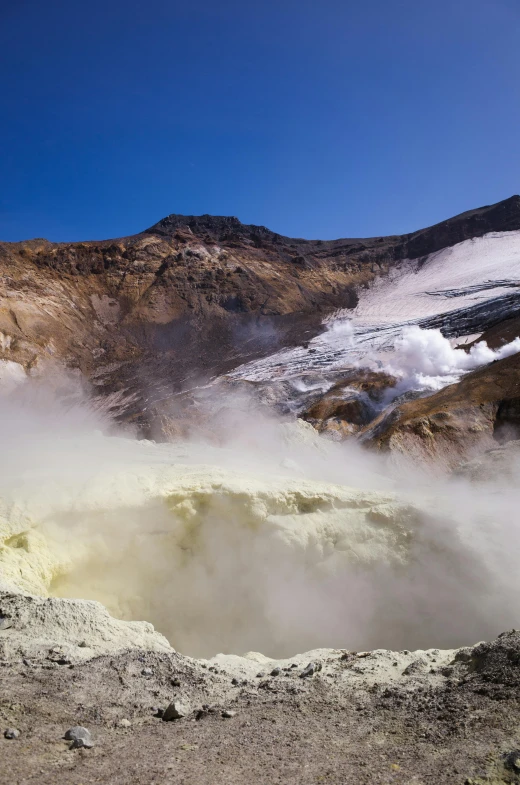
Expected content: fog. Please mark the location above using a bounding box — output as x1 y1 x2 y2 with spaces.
1 371 520 658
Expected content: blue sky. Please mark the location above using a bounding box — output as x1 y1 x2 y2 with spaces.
1 0 519 242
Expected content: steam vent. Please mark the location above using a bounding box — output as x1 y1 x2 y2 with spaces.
3 197 520 783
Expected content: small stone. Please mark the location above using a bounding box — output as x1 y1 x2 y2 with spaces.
231 677 239 686
78 640 88 648
222 710 236 718
504 750 520 772
403 658 428 676
256 672 265 678
118 718 131 728
4 728 20 739
300 662 321 678
270 667 281 677
64 726 93 749
141 668 153 676
171 678 181 687
0 617 13 631
162 701 189 721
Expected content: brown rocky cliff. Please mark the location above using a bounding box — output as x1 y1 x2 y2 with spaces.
1 196 519 431
361 352 520 471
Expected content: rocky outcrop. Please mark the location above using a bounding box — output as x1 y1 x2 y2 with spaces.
454 439 520 483
300 370 396 439
462 316 520 351
0 592 172 663
361 352 520 471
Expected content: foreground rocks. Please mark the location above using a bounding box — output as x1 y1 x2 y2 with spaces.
64 725 94 749
1 592 520 783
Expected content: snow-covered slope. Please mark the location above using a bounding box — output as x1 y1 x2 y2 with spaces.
225 230 520 386
354 230 520 324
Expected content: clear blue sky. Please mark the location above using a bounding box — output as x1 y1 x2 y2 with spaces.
1 0 519 242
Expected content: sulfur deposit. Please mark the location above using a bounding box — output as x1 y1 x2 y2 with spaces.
0 431 421 657
1 406 520 664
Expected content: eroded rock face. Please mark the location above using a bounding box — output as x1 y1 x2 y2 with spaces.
0 442 426 658
454 440 520 484
360 352 520 472
1 197 519 434
300 370 396 440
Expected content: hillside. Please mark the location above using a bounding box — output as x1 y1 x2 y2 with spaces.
1 196 520 436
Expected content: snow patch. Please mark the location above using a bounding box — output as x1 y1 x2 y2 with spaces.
225 230 520 388
354 230 520 324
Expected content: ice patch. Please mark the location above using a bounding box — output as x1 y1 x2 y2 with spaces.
354 230 520 325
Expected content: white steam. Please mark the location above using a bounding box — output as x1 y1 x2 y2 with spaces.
323 319 520 395
2 378 520 658
386 326 520 393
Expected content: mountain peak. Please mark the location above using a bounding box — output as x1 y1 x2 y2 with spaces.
144 196 520 246
143 213 282 243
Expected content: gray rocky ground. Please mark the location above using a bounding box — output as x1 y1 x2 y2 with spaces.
1 593 520 784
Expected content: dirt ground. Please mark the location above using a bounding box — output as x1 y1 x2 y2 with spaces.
2 631 520 785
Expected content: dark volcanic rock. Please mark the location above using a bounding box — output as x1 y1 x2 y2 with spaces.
146 196 520 265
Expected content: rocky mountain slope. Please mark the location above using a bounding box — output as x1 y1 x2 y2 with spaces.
1 196 520 436
361 351 520 471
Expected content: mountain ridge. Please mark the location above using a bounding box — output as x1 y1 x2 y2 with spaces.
1 195 520 437
145 194 520 247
